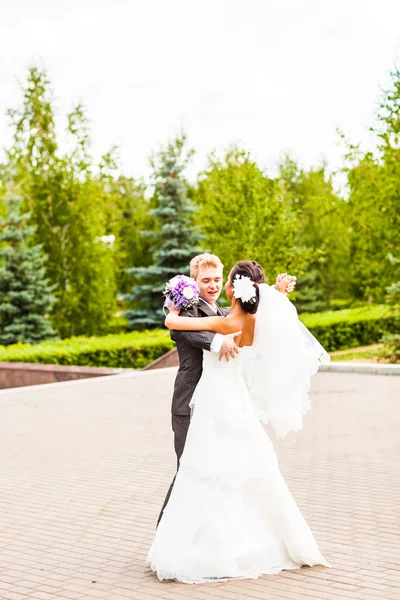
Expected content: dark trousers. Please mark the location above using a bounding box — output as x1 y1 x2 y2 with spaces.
157 414 191 527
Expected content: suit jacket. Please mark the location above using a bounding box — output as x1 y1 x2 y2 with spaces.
170 299 229 416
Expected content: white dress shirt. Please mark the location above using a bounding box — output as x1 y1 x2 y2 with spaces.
199 298 224 353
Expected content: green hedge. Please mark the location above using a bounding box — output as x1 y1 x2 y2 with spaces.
0 305 393 367
0 330 174 370
300 305 394 351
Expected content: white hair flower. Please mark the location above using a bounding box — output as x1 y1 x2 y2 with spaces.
232 275 257 303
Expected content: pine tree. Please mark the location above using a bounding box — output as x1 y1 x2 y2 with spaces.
0 193 56 345
125 134 204 329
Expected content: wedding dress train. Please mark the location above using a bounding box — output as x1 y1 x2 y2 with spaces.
146 341 329 583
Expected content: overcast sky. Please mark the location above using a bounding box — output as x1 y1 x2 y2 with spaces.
1 0 400 183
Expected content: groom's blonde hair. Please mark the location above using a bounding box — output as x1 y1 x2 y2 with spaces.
190 253 224 280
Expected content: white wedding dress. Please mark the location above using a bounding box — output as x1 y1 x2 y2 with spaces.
146 287 329 583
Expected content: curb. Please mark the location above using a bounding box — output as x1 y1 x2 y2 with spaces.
0 366 179 396
320 361 400 376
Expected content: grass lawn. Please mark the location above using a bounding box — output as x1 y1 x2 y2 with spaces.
299 304 390 328
330 344 384 362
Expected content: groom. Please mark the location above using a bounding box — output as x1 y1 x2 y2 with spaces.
157 253 296 525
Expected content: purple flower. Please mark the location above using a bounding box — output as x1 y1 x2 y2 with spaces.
163 274 200 311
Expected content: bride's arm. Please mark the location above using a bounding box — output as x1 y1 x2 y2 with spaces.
165 311 241 335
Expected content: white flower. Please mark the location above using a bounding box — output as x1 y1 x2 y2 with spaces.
183 286 195 300
98 234 115 248
233 275 256 302
168 276 181 289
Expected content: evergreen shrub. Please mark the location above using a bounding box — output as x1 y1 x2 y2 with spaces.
0 306 392 367
0 330 174 369
301 305 394 351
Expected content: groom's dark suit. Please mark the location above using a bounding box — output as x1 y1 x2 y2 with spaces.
157 299 229 526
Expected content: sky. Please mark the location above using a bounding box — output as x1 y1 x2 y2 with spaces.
1 0 400 185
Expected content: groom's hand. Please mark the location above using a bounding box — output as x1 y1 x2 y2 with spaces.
219 332 242 362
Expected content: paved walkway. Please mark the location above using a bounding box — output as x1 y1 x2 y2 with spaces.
0 369 399 600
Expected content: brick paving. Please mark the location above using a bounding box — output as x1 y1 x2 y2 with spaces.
0 369 399 600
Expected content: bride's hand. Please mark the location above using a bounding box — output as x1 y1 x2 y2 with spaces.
275 274 296 294
165 309 180 329
285 275 296 293
167 302 179 314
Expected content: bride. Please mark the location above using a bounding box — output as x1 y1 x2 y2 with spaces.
146 260 330 583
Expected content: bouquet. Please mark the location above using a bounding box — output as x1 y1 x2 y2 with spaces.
163 274 200 313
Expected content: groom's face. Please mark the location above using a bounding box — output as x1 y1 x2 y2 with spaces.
196 266 223 306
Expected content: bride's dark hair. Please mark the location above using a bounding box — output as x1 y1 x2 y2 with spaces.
229 260 265 315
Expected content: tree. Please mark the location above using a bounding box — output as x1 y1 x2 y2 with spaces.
192 147 309 284
380 255 400 362
125 134 204 328
344 66 400 302
97 151 154 296
114 176 154 295
4 66 117 337
0 193 56 345
279 156 351 312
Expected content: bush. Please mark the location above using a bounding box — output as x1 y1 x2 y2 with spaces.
0 330 174 369
326 298 355 311
300 305 394 351
105 314 131 335
0 305 393 367
380 279 400 363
